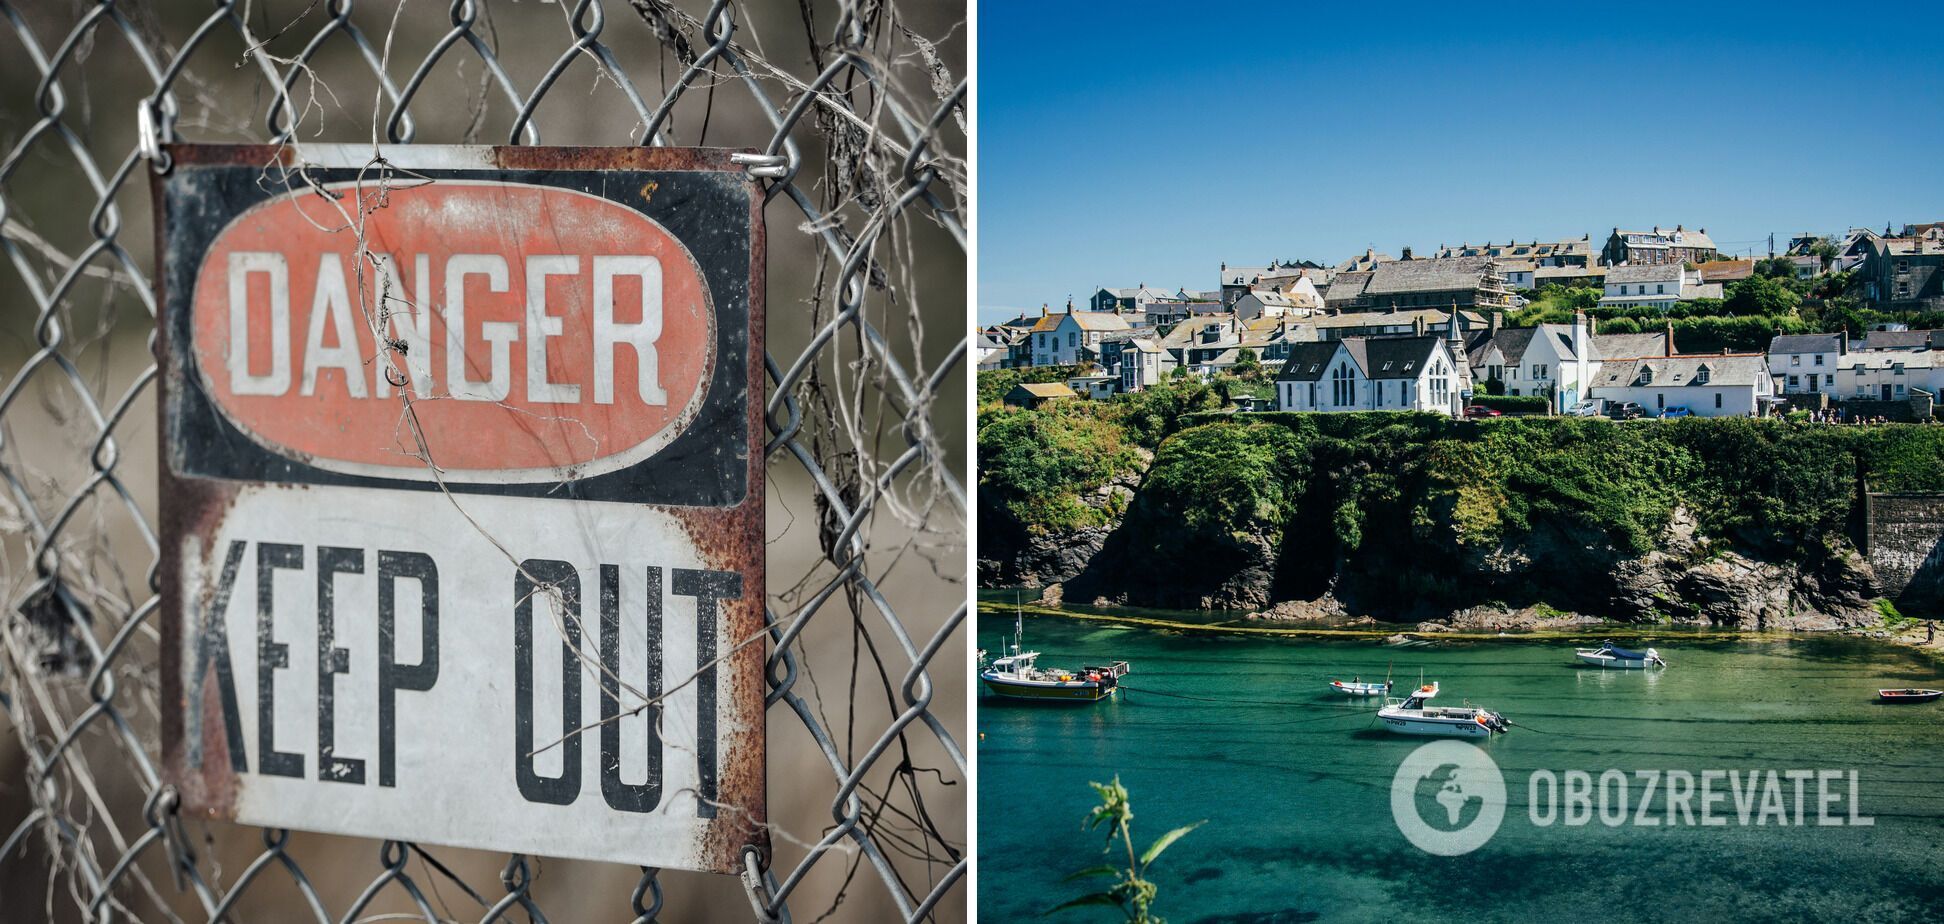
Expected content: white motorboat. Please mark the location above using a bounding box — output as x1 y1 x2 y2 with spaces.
1329 678 1391 697
1376 684 1507 738
980 612 1128 703
1575 641 1665 669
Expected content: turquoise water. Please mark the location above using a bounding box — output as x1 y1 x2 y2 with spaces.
977 611 1944 923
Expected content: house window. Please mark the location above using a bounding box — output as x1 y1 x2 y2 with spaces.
1069 332 1077 348
1656 394 1665 409
1814 355 1824 366
1788 375 1799 388
1657 284 1665 294
1532 364 1546 379
1825 374 1833 386
1790 355 1800 366
1309 382 1318 407
1331 364 1354 406
1695 367 1710 385
1715 393 1723 409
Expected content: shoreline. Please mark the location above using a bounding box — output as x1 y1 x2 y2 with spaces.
977 598 1944 652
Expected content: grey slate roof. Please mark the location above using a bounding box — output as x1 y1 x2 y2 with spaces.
1347 335 1448 380
1606 264 1684 284
1363 257 1493 295
1595 355 1768 389
1858 330 1941 350
1322 271 1372 303
1274 341 1344 383
1591 332 1669 360
1767 333 1844 355
1466 327 1536 367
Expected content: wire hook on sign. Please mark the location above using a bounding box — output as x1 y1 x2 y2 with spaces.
731 151 789 178
136 98 172 173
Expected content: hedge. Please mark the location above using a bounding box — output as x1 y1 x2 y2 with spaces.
1470 394 1550 415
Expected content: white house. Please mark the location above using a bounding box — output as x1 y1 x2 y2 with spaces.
1766 332 1845 395
1589 354 1772 417
1275 335 1469 416
1599 264 1720 310
1837 351 1943 402
1465 312 1597 411
1026 309 1133 366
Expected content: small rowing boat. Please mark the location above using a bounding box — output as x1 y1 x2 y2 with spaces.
1330 679 1391 697
1877 688 1942 704
1575 640 1665 669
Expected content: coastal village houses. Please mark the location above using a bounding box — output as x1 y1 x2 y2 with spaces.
1464 312 1595 411
991 219 1944 417
1600 225 1720 266
1858 229 1944 312
1589 354 1773 416
1323 255 1515 313
1766 332 1846 396
1027 306 1132 365
1599 263 1721 311
1274 330 1470 416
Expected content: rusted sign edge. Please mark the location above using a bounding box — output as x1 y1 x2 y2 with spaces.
161 142 754 173
150 144 769 873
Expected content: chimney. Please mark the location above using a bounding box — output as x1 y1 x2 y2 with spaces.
1676 224 1683 232
1840 329 1849 353
1489 310 1503 336
1040 303 1048 318
1664 320 1675 356
1573 309 1588 360
1402 246 1414 260
1413 315 1426 337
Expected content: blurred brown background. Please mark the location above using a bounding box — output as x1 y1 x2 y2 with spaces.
0 0 965 920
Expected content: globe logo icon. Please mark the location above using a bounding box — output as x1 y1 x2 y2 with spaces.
1390 741 1506 856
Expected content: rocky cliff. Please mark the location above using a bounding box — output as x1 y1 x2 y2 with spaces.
980 412 1944 629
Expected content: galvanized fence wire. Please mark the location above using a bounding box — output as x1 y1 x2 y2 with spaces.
0 1 966 921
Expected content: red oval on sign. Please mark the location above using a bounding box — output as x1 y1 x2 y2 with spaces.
190 180 714 482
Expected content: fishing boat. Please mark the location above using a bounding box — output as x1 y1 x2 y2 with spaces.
1575 641 1665 669
980 612 1129 703
1329 679 1391 697
1877 688 1943 704
1376 684 1507 738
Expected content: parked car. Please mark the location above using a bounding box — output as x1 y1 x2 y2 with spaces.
1606 401 1645 420
1463 405 1503 419
1659 405 1693 419
1568 400 1603 417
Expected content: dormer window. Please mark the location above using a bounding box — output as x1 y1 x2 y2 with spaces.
1695 365 1711 385
1636 366 1654 386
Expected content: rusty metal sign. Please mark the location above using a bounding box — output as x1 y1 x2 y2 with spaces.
152 144 765 873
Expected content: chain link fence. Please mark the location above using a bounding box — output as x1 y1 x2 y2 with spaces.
0 1 965 920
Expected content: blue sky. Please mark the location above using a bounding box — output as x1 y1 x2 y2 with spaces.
977 1 1944 323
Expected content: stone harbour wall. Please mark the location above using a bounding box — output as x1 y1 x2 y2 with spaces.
1865 492 1944 611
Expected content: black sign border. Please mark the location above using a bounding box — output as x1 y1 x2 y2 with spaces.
156 148 757 508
